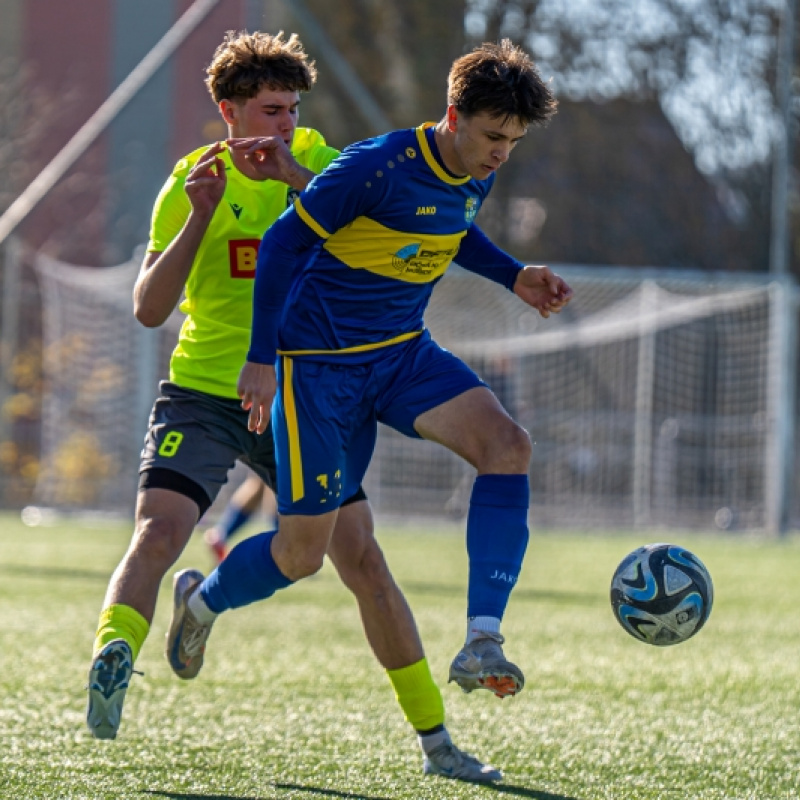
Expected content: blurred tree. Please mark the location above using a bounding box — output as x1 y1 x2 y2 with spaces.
462 0 796 273
468 0 784 175
269 0 467 147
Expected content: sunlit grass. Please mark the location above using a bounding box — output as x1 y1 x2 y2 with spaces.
1 512 799 799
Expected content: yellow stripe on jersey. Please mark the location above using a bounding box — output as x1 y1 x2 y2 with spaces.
323 216 465 284
278 329 423 357
295 197 331 239
415 124 471 186
282 357 305 502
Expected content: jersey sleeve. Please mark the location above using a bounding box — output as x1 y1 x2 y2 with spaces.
247 206 324 364
147 162 192 252
291 142 386 237
456 224 524 291
293 127 340 175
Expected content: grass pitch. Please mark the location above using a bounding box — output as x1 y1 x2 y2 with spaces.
0 512 799 800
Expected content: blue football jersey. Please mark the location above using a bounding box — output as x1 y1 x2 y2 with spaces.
249 123 523 364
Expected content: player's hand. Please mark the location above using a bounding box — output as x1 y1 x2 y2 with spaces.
184 142 227 216
237 361 277 434
226 137 313 189
513 265 573 318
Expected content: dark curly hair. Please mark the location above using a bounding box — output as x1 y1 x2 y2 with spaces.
205 30 317 104
448 39 557 127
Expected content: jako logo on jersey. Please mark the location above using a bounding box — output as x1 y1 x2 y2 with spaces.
229 203 243 219
406 147 417 159
489 570 517 584
416 206 436 215
228 239 260 278
392 243 459 276
465 196 480 223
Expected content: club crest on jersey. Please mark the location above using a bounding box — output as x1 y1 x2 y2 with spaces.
392 243 459 277
465 196 480 223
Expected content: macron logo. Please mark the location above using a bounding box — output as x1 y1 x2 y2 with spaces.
230 203 243 219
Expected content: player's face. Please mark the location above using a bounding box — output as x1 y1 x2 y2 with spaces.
222 87 301 144
450 110 527 180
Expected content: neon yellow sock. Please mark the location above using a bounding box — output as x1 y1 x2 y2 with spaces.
387 657 445 732
93 604 150 662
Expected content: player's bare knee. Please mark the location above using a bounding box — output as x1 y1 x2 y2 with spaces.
129 515 190 570
279 545 327 581
508 421 533 466
331 536 386 592
479 418 531 472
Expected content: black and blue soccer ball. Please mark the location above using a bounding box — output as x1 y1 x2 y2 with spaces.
610 543 714 646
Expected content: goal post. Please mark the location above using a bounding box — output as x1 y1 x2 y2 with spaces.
765 277 798 533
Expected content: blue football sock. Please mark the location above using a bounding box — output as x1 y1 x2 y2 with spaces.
466 474 530 619
214 504 252 542
200 529 292 613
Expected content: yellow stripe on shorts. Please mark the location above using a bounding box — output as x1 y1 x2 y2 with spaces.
282 356 305 502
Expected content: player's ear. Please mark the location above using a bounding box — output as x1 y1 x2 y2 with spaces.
446 105 458 132
219 99 237 126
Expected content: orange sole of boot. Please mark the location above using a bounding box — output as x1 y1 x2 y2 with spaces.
479 675 520 698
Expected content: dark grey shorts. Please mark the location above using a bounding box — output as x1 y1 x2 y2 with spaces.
139 381 276 512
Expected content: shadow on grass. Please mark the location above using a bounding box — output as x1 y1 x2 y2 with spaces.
0 563 110 583
487 783 583 800
145 783 393 800
145 781 581 800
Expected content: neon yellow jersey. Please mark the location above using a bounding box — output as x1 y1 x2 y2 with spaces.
148 128 338 398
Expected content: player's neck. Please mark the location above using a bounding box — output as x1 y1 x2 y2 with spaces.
433 119 468 178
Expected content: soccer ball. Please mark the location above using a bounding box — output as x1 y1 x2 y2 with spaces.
610 543 713 646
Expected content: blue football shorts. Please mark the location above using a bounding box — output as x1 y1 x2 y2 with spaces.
272 331 486 516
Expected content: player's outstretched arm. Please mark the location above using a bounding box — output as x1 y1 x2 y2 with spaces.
133 142 227 327
227 137 316 190
237 361 277 434
513 265 573 318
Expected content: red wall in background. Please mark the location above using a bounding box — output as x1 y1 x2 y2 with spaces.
171 0 248 165
20 0 113 256
14 0 249 262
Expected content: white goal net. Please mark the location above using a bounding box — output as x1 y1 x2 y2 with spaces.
30 254 798 532
32 251 179 515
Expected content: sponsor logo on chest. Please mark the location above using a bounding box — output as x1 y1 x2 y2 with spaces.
228 239 260 278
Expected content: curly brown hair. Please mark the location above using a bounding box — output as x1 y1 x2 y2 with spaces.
205 30 317 104
448 39 557 127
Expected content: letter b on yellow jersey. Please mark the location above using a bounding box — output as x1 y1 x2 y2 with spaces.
228 239 261 278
